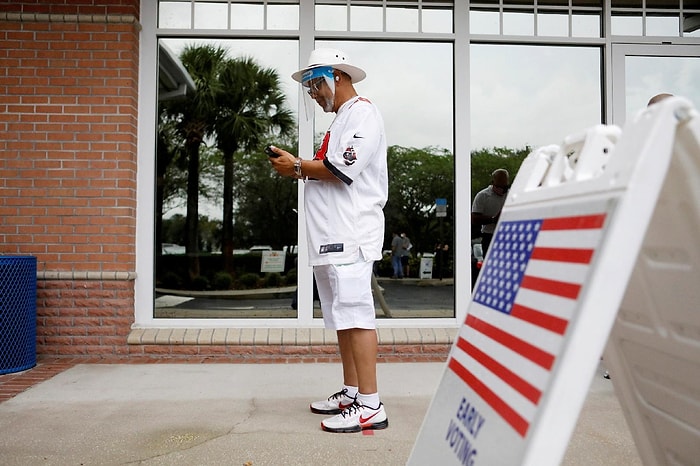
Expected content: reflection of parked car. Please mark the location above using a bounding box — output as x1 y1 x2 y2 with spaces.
471 240 484 288
162 243 186 255
283 245 298 254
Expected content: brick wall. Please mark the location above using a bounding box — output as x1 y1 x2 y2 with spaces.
0 1 140 357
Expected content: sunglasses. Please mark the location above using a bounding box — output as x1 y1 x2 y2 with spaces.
306 77 326 96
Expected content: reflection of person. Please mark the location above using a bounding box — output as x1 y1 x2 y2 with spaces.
434 241 449 280
471 169 509 257
390 232 404 279
268 48 389 433
400 232 411 277
647 92 673 107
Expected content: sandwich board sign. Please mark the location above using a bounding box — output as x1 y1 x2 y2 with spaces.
408 96 700 466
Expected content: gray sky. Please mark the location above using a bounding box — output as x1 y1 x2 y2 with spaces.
624 55 700 120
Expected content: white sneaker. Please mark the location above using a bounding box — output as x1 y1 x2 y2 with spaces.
310 389 356 415
321 401 389 433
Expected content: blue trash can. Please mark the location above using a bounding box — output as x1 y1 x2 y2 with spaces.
0 256 37 375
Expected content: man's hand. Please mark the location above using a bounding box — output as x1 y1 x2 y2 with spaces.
267 146 297 178
267 146 340 182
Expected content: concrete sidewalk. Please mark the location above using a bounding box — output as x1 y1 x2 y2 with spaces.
0 362 642 465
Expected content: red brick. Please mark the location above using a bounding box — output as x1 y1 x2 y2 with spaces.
169 346 201 355
141 346 171 355
204 346 229 355
228 346 256 356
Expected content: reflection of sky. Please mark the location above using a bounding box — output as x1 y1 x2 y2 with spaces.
471 44 601 149
625 56 700 120
162 38 604 152
162 38 300 121
162 38 456 151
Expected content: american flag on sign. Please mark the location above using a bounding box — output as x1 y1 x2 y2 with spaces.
450 212 607 437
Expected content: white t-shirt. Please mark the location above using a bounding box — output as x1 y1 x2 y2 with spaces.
471 185 507 235
304 96 388 266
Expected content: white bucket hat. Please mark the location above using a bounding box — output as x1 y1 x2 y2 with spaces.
292 48 366 83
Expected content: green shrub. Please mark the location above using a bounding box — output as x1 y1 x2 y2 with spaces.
376 256 393 277
264 272 282 288
161 271 182 289
285 268 297 285
238 273 260 289
213 271 233 290
191 275 210 291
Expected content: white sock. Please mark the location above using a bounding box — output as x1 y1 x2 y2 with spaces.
357 392 380 409
343 385 358 399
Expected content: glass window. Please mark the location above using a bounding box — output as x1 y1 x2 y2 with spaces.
469 44 602 290
685 10 700 36
230 4 264 29
158 1 300 31
623 55 700 121
470 9 500 35
148 0 700 326
611 0 642 7
386 6 419 33
268 4 300 29
314 41 454 153
470 44 602 151
612 13 643 36
423 6 453 33
159 1 192 29
470 1 603 38
350 5 384 32
194 2 229 29
316 4 348 31
503 11 534 36
155 38 300 319
646 14 680 36
572 11 600 37
316 0 453 34
538 11 569 37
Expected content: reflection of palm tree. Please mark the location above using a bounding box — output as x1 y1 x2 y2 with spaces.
164 44 227 280
215 57 294 273
160 45 294 282
155 113 184 264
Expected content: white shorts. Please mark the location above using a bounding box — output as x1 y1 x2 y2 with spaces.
313 260 376 331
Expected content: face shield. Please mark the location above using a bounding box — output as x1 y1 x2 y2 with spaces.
301 66 335 120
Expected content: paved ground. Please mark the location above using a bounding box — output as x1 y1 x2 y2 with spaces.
0 361 642 466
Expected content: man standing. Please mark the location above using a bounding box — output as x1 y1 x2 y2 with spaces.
471 168 509 257
400 232 411 278
390 232 403 279
268 48 388 433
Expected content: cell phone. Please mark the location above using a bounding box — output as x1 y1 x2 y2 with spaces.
265 145 279 158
